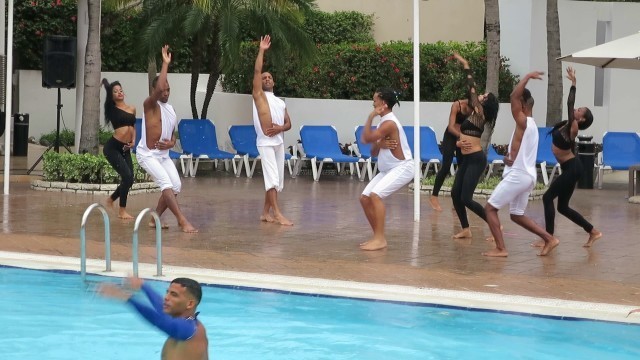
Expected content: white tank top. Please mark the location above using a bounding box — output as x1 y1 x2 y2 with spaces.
253 92 285 147
136 101 177 158
504 116 538 181
377 112 413 173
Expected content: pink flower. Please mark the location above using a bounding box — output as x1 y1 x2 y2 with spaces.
71 15 77 22
394 68 400 73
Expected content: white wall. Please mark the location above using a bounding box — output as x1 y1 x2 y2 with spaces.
500 0 640 142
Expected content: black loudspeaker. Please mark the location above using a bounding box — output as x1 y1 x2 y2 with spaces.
42 36 77 89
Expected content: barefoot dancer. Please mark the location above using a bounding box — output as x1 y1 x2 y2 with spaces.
136 45 197 233
359 88 413 251
539 67 602 247
429 98 470 211
102 79 136 220
450 53 500 239
484 71 559 257
252 35 293 226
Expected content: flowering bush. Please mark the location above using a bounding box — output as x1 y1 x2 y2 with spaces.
222 41 519 102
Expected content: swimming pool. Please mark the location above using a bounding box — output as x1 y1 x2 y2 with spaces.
1 265 639 359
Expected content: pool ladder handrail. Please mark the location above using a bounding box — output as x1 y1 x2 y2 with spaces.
80 203 111 283
132 208 163 277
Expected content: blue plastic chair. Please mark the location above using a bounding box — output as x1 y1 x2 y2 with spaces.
536 127 561 185
178 119 236 177
403 126 442 178
354 126 378 181
485 145 504 179
228 125 295 178
597 132 640 189
299 125 364 181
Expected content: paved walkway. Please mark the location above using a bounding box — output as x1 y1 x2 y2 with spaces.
1 158 640 307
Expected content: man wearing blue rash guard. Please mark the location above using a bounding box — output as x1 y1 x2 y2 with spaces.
100 277 208 359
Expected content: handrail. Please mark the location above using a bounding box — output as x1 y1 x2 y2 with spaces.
79 203 111 283
132 208 163 277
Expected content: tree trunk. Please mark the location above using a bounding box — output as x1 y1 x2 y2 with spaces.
546 0 563 126
201 24 221 120
147 58 157 96
78 0 102 154
481 0 500 153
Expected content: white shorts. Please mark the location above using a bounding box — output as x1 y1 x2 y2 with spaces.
487 170 535 215
258 144 285 192
136 153 181 193
362 160 413 199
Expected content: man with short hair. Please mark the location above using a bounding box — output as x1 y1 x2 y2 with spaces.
99 277 208 359
483 71 560 257
136 45 197 233
252 35 293 226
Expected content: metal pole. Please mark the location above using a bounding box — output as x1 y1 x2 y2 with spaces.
79 203 111 282
132 208 163 277
3 0 14 194
413 0 421 222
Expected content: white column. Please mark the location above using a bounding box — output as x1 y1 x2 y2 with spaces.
3 0 13 194
74 0 89 152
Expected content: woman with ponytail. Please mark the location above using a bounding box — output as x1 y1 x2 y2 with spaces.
102 79 137 219
539 67 601 247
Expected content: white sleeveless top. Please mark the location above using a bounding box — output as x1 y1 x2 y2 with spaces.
504 116 538 181
377 112 413 173
253 92 285 147
136 101 177 158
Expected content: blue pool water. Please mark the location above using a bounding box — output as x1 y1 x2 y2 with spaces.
1 266 639 359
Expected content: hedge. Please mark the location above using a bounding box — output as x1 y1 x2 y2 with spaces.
222 41 519 102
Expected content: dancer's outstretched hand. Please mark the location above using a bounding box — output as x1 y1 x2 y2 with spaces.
566 66 576 85
161 45 171 64
260 35 271 51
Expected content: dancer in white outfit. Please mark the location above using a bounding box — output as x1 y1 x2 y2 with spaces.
136 45 197 233
483 71 558 257
252 35 293 226
359 88 413 251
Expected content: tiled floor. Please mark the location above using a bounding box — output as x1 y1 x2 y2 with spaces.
2 155 640 307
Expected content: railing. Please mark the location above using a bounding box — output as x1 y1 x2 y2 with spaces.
132 208 163 277
79 203 111 283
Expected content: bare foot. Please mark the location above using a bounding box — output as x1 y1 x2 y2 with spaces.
429 196 442 211
274 215 293 226
538 237 560 256
359 239 371 247
118 210 135 220
260 214 275 223
453 228 472 239
149 221 169 229
583 230 602 248
530 239 545 248
360 238 387 251
482 248 508 257
179 221 198 233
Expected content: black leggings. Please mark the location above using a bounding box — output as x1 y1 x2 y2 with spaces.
451 151 487 228
432 131 462 196
542 157 594 234
103 137 134 208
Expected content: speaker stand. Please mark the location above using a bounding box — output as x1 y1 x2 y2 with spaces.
27 88 72 174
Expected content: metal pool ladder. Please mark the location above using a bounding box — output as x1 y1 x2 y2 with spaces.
80 203 111 283
132 208 163 277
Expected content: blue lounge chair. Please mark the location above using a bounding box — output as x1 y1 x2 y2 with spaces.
354 125 378 181
597 132 640 189
403 126 442 178
485 145 504 179
228 125 296 178
299 125 364 181
537 127 561 185
178 119 236 177
133 118 190 176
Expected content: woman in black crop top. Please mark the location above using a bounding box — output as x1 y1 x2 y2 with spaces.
449 53 500 239
102 79 137 219
540 67 601 247
429 99 470 211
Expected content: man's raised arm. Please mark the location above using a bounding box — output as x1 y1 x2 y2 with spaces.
510 71 544 128
144 45 171 111
253 35 273 134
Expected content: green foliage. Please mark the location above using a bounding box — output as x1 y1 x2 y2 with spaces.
42 151 147 184
39 128 115 146
13 0 78 70
222 41 519 102
302 11 374 44
422 175 547 190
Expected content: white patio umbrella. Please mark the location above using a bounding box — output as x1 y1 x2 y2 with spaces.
558 31 640 70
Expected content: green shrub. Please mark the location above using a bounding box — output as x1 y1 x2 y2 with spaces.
42 151 147 184
222 41 519 102
39 128 115 147
422 175 547 190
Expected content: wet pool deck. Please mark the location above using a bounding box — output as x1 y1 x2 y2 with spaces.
1 155 640 308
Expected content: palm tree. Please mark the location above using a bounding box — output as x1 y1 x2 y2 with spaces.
78 0 102 154
546 0 562 126
137 0 316 119
481 0 500 153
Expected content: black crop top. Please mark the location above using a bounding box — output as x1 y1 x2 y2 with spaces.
108 107 136 130
459 70 486 138
551 85 577 151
